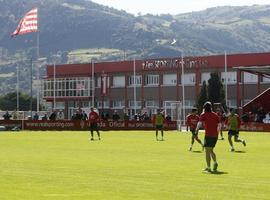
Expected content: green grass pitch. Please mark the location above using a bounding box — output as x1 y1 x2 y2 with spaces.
0 130 269 200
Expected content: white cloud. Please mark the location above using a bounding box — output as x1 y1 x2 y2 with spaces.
92 0 270 15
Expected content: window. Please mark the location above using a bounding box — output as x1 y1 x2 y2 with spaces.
182 73 195 85
43 77 92 98
55 102 65 109
145 74 159 86
129 75 142 86
227 99 237 108
112 100 125 108
163 74 177 85
129 100 141 108
113 76 125 87
201 72 210 83
243 72 257 83
97 77 101 88
97 99 110 108
221 72 237 84
145 100 159 108
184 100 195 108
262 76 270 83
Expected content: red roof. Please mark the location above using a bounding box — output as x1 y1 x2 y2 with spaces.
46 52 270 78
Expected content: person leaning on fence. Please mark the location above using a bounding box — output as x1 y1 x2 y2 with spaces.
42 114 48 120
3 111 11 120
82 110 88 120
88 108 101 141
33 112 39 120
49 110 57 121
154 110 165 141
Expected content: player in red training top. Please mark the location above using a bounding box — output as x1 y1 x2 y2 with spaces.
215 107 225 140
186 108 204 151
196 102 220 173
89 107 101 141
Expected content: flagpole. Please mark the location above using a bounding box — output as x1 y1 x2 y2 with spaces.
36 30 40 112
53 63 56 110
30 58 33 118
16 63 19 111
92 61 95 107
181 54 185 125
133 57 136 116
224 50 228 108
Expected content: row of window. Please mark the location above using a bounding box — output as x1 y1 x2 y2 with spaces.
53 99 237 109
110 72 270 87
43 77 94 97
49 99 240 111
43 74 270 98
97 99 196 109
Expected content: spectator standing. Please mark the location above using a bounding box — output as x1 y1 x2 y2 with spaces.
33 112 39 120
42 114 48 120
82 111 88 120
49 110 57 120
112 111 120 121
3 111 11 120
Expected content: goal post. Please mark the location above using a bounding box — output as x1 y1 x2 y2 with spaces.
164 101 183 131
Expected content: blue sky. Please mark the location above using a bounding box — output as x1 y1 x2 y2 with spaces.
92 0 270 15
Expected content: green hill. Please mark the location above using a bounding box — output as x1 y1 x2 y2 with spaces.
0 0 270 94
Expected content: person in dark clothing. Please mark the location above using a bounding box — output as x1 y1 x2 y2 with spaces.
3 111 11 120
112 111 120 121
49 110 57 120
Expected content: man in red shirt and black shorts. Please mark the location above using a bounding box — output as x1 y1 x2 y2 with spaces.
89 107 101 141
196 102 220 173
186 108 204 151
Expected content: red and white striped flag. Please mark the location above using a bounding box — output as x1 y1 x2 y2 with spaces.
11 8 38 37
101 74 109 96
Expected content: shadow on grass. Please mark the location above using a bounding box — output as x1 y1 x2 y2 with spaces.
156 139 165 142
89 138 101 141
203 171 228 175
234 150 246 153
192 150 203 153
211 171 228 175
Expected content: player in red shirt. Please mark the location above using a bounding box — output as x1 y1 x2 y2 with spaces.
186 108 203 151
195 102 220 173
216 108 225 140
89 107 101 141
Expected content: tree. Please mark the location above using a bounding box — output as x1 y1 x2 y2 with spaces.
0 92 37 111
197 80 208 113
208 72 226 108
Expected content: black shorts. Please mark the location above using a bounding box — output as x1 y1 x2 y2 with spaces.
191 130 198 136
90 123 98 132
156 125 163 130
204 137 218 148
228 130 239 137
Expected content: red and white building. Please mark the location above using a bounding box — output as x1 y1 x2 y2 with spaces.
42 52 270 119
